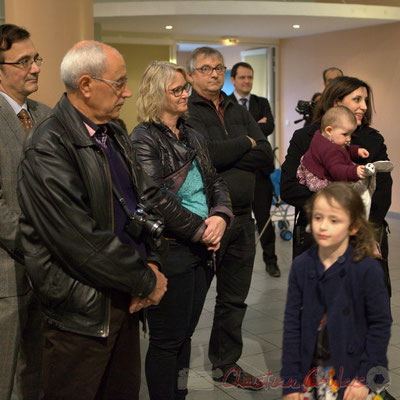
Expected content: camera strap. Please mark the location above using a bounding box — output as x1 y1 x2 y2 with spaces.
111 183 136 218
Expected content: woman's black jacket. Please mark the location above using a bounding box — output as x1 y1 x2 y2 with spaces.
131 120 233 242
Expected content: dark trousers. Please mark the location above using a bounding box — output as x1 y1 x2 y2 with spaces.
209 214 256 368
145 241 211 400
253 171 277 265
40 294 141 400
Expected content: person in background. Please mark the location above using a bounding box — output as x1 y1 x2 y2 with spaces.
17 40 167 400
311 92 322 104
0 23 51 400
131 60 232 400
323 67 343 87
186 46 273 389
229 61 279 277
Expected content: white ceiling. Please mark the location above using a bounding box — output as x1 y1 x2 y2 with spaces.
94 1 400 40
96 14 399 39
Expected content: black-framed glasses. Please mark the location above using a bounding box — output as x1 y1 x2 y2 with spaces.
195 65 227 75
0 55 43 70
168 82 191 97
91 76 128 91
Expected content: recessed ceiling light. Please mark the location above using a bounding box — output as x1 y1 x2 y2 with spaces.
165 25 173 30
222 37 239 46
293 24 300 29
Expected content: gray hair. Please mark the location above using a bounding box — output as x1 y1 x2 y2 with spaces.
60 41 107 91
186 46 224 73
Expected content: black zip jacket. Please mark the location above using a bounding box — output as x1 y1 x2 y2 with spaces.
187 90 274 215
281 123 393 226
17 94 164 337
131 120 233 242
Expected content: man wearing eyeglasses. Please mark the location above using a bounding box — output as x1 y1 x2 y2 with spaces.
187 47 274 390
0 24 51 400
17 41 167 399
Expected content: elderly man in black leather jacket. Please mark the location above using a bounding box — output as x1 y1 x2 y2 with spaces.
17 41 167 400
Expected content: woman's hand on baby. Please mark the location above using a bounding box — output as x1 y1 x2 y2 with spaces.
357 165 366 179
358 148 370 158
343 379 369 400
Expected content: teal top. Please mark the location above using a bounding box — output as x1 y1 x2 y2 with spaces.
177 160 208 219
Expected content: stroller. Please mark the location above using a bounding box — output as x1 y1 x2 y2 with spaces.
256 148 293 245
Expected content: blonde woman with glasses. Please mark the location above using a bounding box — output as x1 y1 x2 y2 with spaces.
130 61 233 400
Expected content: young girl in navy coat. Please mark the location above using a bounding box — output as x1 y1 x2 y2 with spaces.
281 182 392 400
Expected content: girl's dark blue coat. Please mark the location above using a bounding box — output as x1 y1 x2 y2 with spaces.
281 245 391 396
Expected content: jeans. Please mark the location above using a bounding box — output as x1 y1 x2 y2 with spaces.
145 241 211 400
209 214 256 368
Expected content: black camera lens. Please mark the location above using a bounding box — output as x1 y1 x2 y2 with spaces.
149 220 164 239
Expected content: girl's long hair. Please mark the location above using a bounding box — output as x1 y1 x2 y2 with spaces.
305 182 377 261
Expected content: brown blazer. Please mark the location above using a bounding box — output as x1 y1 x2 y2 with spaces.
0 94 51 297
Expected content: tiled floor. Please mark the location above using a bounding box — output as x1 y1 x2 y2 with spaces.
139 215 400 399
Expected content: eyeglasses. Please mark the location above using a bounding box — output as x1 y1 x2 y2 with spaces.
168 82 192 97
195 65 227 75
91 76 128 91
0 55 43 70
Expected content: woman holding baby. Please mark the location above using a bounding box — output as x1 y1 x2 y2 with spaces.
280 76 393 293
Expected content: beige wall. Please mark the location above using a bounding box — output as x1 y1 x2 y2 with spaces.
107 43 170 132
279 22 400 213
5 0 93 107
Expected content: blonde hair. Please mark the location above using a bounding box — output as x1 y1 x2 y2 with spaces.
136 61 189 123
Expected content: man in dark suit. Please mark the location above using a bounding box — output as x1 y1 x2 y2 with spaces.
0 24 51 399
229 62 280 277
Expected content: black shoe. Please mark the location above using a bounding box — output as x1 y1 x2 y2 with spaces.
212 364 264 390
266 263 281 277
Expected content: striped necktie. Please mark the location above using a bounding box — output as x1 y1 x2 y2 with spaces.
239 98 248 109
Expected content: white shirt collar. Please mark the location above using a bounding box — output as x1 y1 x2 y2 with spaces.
233 91 250 108
0 91 29 115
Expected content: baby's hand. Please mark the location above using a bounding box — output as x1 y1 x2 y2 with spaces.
343 379 369 400
358 148 369 158
283 393 304 400
357 165 366 179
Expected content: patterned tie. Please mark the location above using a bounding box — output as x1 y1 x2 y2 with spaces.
239 98 248 109
18 109 34 133
94 127 108 149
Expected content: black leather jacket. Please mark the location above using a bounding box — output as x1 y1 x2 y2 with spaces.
131 120 233 242
18 94 164 337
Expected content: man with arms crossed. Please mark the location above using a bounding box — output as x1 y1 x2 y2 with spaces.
0 23 51 400
17 41 167 400
229 61 279 277
187 47 273 389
